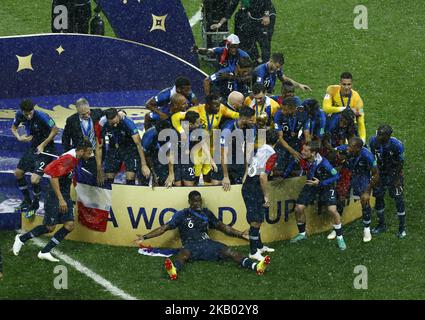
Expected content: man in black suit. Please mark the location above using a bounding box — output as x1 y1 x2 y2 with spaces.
63 98 103 151
63 98 128 181
62 98 103 177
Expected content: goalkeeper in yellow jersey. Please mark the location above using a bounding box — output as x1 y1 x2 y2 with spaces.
323 72 366 142
171 94 239 185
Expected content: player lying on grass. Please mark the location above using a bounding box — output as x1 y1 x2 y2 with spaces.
134 191 270 280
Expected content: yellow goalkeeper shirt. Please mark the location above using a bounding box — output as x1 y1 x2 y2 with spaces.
323 85 366 141
171 104 239 134
171 104 239 177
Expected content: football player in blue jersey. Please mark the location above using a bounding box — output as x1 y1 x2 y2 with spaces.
134 191 270 280
335 137 379 242
13 141 93 262
273 97 309 175
95 108 150 185
192 34 250 70
144 77 198 129
271 80 303 108
242 128 279 261
301 99 327 143
204 56 253 99
253 53 311 94
322 108 358 152
286 141 345 250
321 108 358 214
174 111 204 187
11 99 59 216
369 125 406 238
140 119 175 187
219 106 256 191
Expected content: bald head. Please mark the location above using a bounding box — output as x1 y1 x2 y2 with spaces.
170 93 189 114
227 91 245 110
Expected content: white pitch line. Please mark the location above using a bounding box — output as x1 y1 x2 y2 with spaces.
189 7 202 27
24 234 138 300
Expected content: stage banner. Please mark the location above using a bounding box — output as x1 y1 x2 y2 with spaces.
22 177 366 247
96 0 199 67
0 34 206 103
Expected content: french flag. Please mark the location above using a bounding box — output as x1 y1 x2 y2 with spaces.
138 244 179 258
74 163 112 232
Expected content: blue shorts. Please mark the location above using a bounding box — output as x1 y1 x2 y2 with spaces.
17 146 56 177
351 174 370 196
228 164 245 184
105 146 139 173
296 184 337 207
242 179 265 223
210 164 245 183
184 239 227 261
209 164 224 181
374 174 404 198
154 162 182 185
43 190 74 226
179 163 196 182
